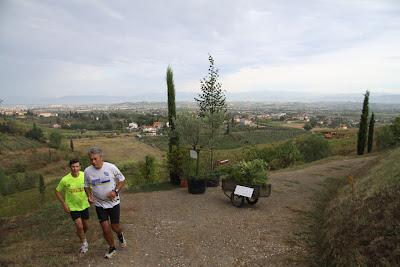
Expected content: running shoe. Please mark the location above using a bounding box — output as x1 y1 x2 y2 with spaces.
79 242 88 254
104 246 117 259
118 233 127 248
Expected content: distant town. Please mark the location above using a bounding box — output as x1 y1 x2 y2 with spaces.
2 101 399 138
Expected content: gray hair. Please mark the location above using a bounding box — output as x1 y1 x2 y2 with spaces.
88 147 103 156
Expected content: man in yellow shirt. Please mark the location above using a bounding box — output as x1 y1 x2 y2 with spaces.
55 158 91 254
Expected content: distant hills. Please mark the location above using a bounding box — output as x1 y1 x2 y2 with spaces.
3 91 400 105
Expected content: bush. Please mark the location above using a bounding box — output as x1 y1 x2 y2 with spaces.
241 141 302 170
0 120 25 135
138 155 158 183
119 158 163 188
226 159 268 185
303 122 313 131
376 126 396 150
168 146 191 179
0 171 38 196
25 123 44 141
390 117 400 141
48 132 63 149
376 117 400 150
0 168 13 196
296 134 330 162
272 141 303 169
118 161 142 188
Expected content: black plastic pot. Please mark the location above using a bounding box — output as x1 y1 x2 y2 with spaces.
206 177 220 187
187 177 206 194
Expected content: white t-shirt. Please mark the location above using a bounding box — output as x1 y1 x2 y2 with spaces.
84 162 125 208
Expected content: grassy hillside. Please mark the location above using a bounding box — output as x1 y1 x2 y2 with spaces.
0 180 58 217
0 201 100 266
73 135 165 164
309 147 400 266
0 133 42 152
0 134 166 218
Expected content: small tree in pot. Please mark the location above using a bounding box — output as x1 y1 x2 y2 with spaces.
175 113 208 194
195 54 227 184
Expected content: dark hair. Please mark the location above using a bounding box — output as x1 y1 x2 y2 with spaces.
69 158 81 166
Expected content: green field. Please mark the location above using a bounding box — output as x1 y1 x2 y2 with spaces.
0 134 42 152
216 128 304 149
142 126 305 151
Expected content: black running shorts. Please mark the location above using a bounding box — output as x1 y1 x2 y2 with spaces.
95 204 120 224
70 208 89 221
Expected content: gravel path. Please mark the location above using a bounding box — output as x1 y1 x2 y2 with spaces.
81 156 375 267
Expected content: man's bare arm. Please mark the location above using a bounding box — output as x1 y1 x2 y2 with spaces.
55 190 70 213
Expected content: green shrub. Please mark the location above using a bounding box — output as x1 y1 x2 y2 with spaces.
139 155 158 183
118 161 140 187
0 172 38 196
376 126 396 150
272 141 303 169
390 117 400 142
48 132 63 149
376 117 400 150
119 160 162 188
0 168 14 196
168 146 191 179
25 123 44 142
296 134 330 162
226 159 268 185
0 120 25 135
241 141 302 170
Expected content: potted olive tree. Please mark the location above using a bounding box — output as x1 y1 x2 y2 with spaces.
175 113 208 194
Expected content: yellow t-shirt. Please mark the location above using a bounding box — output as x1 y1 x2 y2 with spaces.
56 171 90 211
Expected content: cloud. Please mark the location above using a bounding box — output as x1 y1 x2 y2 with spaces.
222 30 400 94
1 0 400 101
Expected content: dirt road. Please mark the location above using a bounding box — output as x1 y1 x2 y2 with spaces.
81 156 375 267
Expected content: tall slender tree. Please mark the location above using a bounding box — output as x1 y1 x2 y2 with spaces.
70 139 74 151
357 90 370 155
38 174 46 203
195 54 226 171
166 66 180 185
367 112 375 153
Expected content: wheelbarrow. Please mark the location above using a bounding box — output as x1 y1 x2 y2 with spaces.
222 179 271 207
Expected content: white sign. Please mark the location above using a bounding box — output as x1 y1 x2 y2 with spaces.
189 150 198 159
234 185 254 198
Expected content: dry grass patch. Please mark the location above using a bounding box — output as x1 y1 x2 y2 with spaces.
73 135 165 164
306 148 400 266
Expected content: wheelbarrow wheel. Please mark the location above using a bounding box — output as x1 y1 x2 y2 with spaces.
230 192 244 207
246 196 259 205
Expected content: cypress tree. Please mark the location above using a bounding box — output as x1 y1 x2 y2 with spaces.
367 112 375 153
70 139 74 151
166 66 180 185
357 91 370 155
38 174 46 203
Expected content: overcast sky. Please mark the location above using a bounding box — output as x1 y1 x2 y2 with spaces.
1 0 400 102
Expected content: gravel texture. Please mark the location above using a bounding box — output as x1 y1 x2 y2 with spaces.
81 156 375 267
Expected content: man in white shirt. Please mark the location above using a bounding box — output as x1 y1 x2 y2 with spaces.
84 147 127 259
